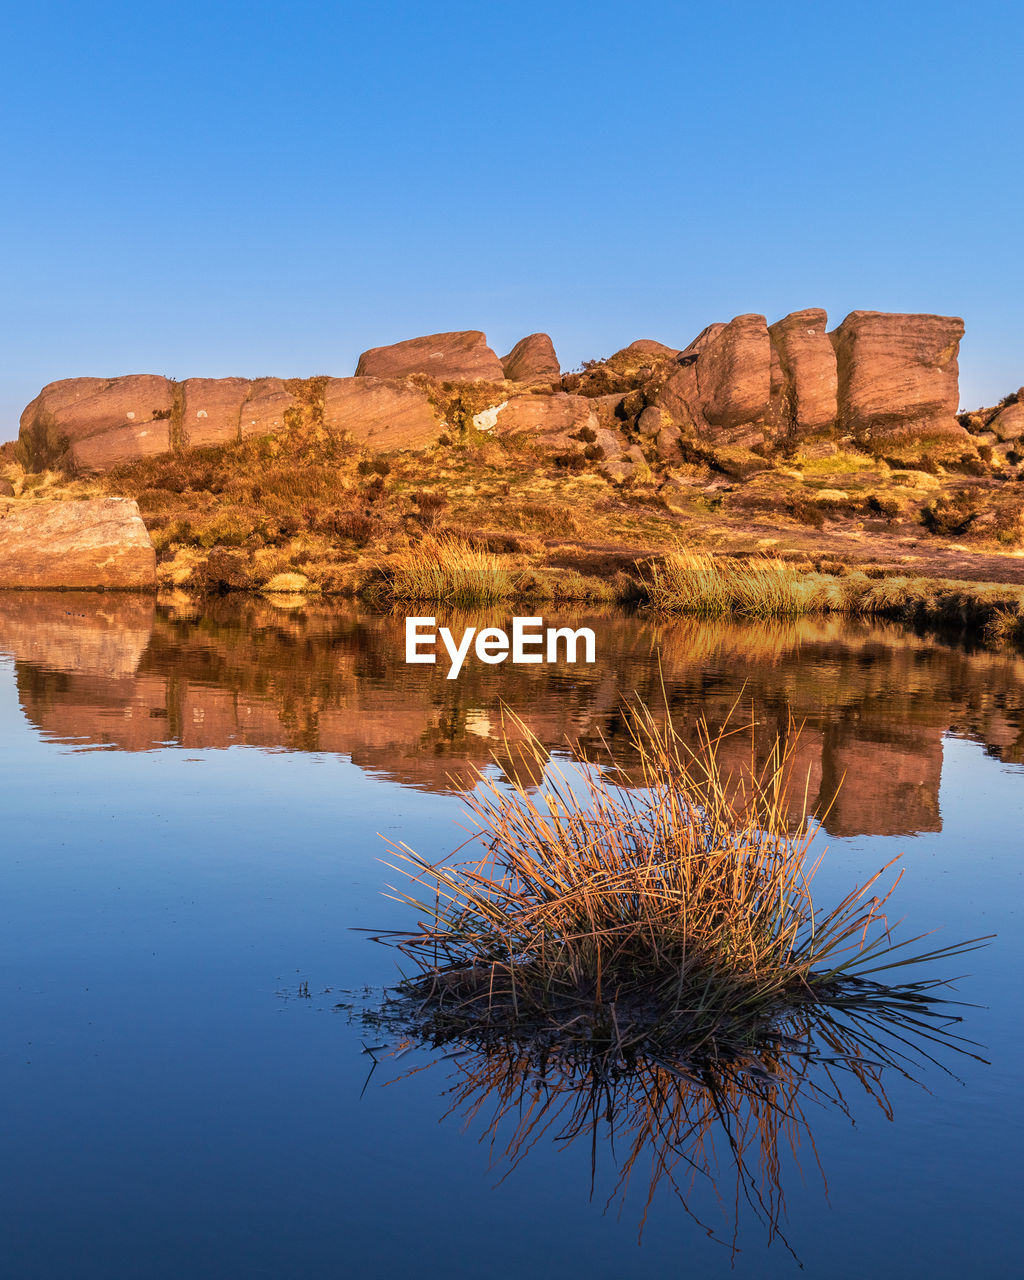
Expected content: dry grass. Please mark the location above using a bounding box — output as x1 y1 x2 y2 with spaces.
641 550 1024 641
643 550 840 618
377 704 986 1062
381 534 515 605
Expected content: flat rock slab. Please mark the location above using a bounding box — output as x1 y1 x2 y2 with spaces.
0 498 156 589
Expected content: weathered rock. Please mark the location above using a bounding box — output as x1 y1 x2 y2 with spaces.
696 315 772 434
617 339 681 359
239 378 299 439
355 331 504 382
679 323 726 365
322 377 442 449
500 333 560 384
636 405 667 437
0 498 156 589
19 375 174 469
70 420 172 471
830 312 963 437
182 377 250 447
591 393 626 432
989 400 1024 442
768 309 838 436
0 479 15 497
492 393 599 446
648 364 703 434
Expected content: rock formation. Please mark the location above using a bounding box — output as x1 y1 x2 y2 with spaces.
354 329 504 381
13 311 981 477
500 333 560 384
830 312 971 462
321 377 442 449
767 308 837 438
0 498 156 589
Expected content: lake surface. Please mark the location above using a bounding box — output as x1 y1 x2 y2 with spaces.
0 593 1020 1278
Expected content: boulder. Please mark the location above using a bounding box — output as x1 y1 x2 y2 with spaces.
989 398 1024 442
321 377 442 449
181 377 250 447
19 375 174 469
0 478 15 497
768 308 838 436
830 312 963 436
492 393 599 446
695 314 772 433
239 378 299 439
354 330 505 381
0 498 156 589
500 333 560 384
617 339 681 359
648 364 703 434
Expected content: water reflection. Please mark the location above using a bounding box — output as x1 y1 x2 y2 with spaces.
2 591 1024 835
366 988 981 1261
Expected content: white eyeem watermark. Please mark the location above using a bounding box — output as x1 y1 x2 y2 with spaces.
405 617 596 679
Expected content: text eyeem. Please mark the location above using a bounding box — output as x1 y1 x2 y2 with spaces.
405 617 597 679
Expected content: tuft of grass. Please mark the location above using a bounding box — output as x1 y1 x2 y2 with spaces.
643 550 834 618
381 534 515 605
376 705 988 1063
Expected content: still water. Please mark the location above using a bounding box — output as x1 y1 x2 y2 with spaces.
0 593 1020 1278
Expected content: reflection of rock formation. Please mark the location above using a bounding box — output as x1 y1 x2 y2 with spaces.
3 595 1024 836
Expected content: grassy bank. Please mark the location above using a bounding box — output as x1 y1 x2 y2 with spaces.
7 426 1024 643
643 549 1024 641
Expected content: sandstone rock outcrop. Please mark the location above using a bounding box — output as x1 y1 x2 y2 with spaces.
988 399 1024 442
618 339 681 360
321 377 442 449
830 312 969 458
695 314 772 438
492 392 597 443
239 378 299 439
19 375 174 471
500 333 560 384
12 309 983 477
767 308 837 437
181 377 250 447
0 498 156 589
355 330 504 381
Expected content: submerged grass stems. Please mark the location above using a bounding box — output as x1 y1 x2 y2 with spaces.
382 534 514 605
376 703 988 1063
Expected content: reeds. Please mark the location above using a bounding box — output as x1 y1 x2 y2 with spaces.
643 550 842 618
377 703 987 1061
381 534 515 605
643 549 1024 640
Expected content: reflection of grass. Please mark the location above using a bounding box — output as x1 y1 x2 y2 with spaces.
365 991 980 1255
378 704 987 1063
381 534 515 605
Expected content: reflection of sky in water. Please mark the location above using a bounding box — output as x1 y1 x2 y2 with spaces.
0 603 1021 1277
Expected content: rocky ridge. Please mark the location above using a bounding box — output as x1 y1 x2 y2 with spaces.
14 312 986 480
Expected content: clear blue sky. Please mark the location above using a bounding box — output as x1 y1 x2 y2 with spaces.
2 0 1022 439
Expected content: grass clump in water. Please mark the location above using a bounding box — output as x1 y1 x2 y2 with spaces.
377 705 986 1062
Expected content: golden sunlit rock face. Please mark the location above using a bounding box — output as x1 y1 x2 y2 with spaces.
0 498 156 589
13 312 978 475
